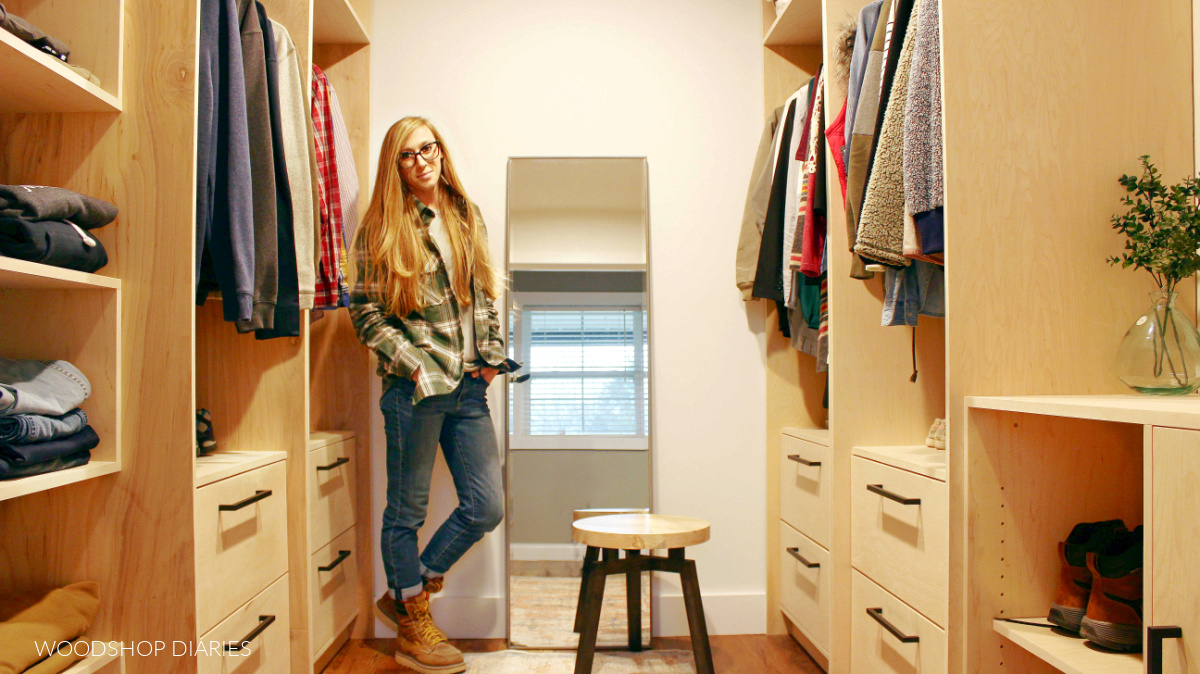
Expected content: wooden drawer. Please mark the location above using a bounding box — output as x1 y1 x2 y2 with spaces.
780 433 830 548
851 456 948 627
778 520 830 657
308 439 357 553
195 461 289 634
310 526 360 658
850 570 946 674
198 574 291 674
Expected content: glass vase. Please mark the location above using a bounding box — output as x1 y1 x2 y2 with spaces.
1115 291 1200 395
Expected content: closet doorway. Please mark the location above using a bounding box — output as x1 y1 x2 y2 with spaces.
504 157 653 649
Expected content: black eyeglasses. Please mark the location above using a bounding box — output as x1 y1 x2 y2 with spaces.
399 141 441 168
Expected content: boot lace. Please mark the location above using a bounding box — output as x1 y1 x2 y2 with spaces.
407 595 449 645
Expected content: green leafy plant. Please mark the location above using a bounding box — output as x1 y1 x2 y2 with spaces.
1109 155 1200 292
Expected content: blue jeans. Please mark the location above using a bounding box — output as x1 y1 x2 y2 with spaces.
0 357 90 417
380 375 504 598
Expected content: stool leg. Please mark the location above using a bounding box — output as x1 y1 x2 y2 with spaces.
574 546 599 633
625 550 642 652
678 553 715 674
574 554 609 674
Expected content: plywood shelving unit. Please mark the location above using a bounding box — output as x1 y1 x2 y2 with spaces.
0 30 120 113
993 619 1142 674
313 0 369 45
61 642 125 674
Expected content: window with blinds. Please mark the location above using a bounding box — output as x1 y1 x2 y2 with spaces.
509 303 649 450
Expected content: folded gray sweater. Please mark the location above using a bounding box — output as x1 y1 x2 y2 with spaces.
0 185 117 229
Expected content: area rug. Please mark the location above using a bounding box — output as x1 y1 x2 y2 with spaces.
510 575 651 649
464 649 695 673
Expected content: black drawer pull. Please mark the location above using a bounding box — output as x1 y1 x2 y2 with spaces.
786 547 819 568
787 454 821 467
318 550 352 572
867 607 919 643
1148 625 1183 674
223 615 276 652
317 456 350 471
218 490 273 511
867 484 921 505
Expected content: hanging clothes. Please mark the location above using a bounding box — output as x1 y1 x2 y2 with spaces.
329 86 360 258
826 101 848 201
737 106 785 300
881 260 944 327
782 79 815 303
752 95 801 335
903 0 944 258
312 63 347 309
794 67 827 279
844 0 885 168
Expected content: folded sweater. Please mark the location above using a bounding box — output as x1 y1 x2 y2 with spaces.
0 186 116 230
0 581 100 674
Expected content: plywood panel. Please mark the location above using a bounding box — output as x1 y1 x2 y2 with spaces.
964 409 1143 674
1150 427 1200 674
7 0 124 98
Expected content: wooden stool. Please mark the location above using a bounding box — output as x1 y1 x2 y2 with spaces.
570 514 714 674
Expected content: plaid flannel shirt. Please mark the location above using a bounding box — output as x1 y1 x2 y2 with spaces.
349 201 518 403
312 64 346 308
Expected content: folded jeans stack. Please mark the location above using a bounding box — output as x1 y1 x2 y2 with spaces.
0 356 96 480
0 185 118 273
0 581 101 674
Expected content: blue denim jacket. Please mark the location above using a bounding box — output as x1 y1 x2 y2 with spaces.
0 356 90 417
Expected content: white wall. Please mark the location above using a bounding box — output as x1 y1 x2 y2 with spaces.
369 0 768 637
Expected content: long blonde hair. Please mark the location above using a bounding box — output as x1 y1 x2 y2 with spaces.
354 117 501 317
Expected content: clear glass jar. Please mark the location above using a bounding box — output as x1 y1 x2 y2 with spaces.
1115 291 1200 395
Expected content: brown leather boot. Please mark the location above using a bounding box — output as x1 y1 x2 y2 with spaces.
1080 526 1143 652
374 577 446 633
1048 520 1126 633
392 591 465 674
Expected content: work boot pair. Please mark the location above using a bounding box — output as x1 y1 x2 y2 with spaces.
1048 520 1144 652
375 577 463 674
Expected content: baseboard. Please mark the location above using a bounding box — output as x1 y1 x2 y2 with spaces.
509 543 585 561
653 591 767 636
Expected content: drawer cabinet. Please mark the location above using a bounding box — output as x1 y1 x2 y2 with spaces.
851 456 948 627
194 461 289 634
779 520 830 657
198 574 291 674
310 526 360 659
307 439 357 553
851 570 946 674
780 433 831 548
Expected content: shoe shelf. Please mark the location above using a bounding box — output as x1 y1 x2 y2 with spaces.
312 0 369 45
763 0 822 47
195 450 287 488
993 619 1141 674
964 394 1200 429
61 642 124 674
0 258 122 291
852 445 947 481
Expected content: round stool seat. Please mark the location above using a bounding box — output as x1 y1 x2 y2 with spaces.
572 514 710 550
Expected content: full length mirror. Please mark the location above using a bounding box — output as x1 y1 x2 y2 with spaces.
504 157 652 649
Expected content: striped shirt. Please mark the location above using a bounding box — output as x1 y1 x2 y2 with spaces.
349 201 518 403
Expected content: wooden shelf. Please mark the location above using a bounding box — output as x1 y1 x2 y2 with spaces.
0 461 120 503
312 0 369 45
309 430 355 452
852 445 948 481
63 642 123 674
195 451 286 488
763 0 822 47
0 258 121 291
782 426 830 446
0 29 120 113
994 619 1142 674
966 394 1200 428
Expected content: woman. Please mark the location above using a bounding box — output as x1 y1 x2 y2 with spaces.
351 117 517 674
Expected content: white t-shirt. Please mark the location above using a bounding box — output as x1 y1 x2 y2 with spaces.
427 212 479 368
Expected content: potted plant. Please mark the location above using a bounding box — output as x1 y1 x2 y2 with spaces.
1109 155 1200 394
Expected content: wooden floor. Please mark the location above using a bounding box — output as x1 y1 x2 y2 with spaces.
324 635 824 673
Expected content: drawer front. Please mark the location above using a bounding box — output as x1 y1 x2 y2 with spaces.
778 520 830 656
310 526 360 658
851 456 948 627
195 461 289 634
198 574 291 674
308 439 357 553
780 434 831 548
851 570 946 674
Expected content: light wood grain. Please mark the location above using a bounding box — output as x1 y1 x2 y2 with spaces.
194 460 290 635
764 0 823 47
852 446 948 482
782 427 831 447
0 14 121 113
313 0 369 45
1150 427 1200 674
309 430 355 451
851 570 947 674
780 521 831 657
194 451 287 489
784 615 831 673
0 461 120 502
963 409 1144 674
572 507 650 521
851 456 948 627
993 619 1141 674
966 395 1200 428
197 574 291 674
780 435 831 548
308 439 357 553
0 258 122 290
572 514 710 550
61 643 123 674
7 0 123 99
310 526 360 659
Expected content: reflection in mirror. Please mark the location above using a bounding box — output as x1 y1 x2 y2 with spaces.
505 158 651 650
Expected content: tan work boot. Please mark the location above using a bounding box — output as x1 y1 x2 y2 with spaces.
393 591 464 674
374 578 445 633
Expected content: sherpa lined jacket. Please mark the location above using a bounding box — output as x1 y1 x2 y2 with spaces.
350 201 518 403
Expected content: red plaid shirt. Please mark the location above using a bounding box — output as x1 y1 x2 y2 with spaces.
311 64 346 308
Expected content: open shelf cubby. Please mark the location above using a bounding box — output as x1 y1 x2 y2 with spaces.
993 619 1141 674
